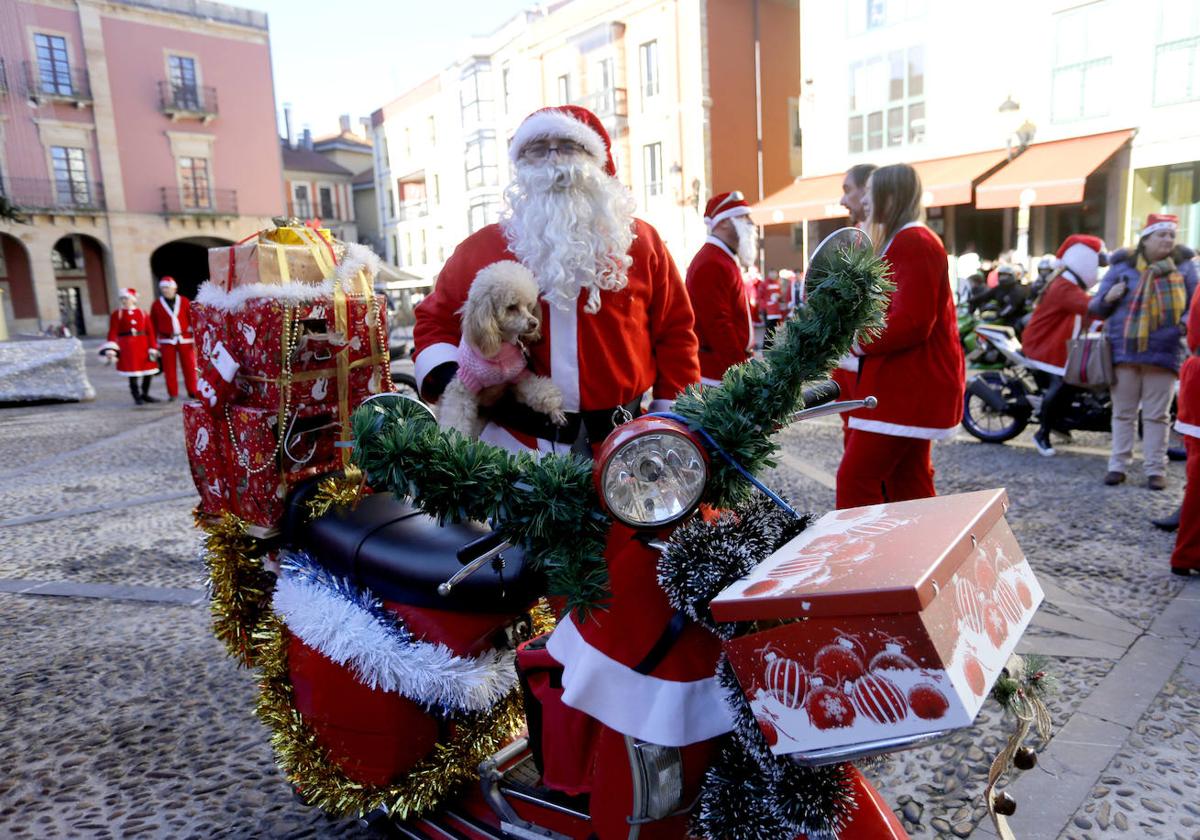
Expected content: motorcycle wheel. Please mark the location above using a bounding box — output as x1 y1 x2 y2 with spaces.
962 371 1031 443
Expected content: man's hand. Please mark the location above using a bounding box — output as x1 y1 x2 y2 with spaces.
1103 281 1127 304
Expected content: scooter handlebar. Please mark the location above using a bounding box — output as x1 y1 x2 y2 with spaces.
800 380 841 409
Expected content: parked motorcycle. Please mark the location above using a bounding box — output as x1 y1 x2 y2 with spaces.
962 323 1111 443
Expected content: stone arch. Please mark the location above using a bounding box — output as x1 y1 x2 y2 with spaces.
0 232 35 334
150 236 234 300
51 232 110 336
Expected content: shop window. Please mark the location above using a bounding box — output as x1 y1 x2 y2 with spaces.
1050 2 1113 122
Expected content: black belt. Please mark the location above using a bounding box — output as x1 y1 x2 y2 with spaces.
488 393 642 449
117 331 144 337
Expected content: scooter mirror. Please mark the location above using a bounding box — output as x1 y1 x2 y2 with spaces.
806 227 873 282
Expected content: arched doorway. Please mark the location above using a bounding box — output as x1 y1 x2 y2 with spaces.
150 236 234 300
52 233 109 336
1 233 35 334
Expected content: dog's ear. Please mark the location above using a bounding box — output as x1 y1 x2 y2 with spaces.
463 298 503 358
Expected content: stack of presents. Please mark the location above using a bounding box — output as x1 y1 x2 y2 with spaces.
182 224 392 536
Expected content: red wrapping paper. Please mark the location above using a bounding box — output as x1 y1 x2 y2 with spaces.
182 401 231 516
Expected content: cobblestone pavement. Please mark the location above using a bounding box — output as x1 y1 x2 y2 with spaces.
1 344 1197 838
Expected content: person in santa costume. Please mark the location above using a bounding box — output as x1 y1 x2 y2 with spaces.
99 288 160 405
414 106 715 838
831 164 878 442
755 268 789 342
148 276 200 402
1170 293 1200 574
1021 234 1105 456
836 163 964 509
1089 214 1197 489
686 191 756 385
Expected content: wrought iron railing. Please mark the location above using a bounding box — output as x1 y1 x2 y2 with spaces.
575 87 628 119
160 186 238 216
22 61 91 104
158 81 218 118
5 177 106 212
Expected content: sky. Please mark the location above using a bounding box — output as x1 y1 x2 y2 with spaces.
235 0 536 140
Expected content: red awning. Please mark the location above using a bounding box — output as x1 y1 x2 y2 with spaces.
912 149 1009 207
975 129 1135 209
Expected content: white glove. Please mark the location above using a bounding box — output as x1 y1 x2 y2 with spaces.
149 348 161 361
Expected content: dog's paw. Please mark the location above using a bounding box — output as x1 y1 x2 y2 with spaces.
549 408 568 426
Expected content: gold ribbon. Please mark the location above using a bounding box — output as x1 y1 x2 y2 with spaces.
986 655 1054 839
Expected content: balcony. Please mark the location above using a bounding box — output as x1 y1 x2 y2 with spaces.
573 87 628 134
3 177 106 214
397 199 428 221
158 81 218 122
22 61 92 107
160 186 238 218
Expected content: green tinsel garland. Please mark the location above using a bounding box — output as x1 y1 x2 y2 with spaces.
351 240 891 612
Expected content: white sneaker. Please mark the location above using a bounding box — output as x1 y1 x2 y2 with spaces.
1033 429 1056 457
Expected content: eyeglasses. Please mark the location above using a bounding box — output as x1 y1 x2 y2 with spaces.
520 139 587 161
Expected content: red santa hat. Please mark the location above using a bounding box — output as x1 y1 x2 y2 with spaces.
118 287 138 301
1140 213 1178 239
703 191 751 229
508 105 616 177
1055 234 1104 285
158 276 178 290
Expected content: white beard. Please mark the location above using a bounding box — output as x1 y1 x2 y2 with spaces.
501 157 636 313
732 216 758 268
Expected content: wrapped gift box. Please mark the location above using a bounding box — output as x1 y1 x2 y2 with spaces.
226 403 340 529
710 489 1042 763
183 400 231 516
208 226 338 292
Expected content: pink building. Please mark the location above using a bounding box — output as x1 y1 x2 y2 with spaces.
0 0 284 336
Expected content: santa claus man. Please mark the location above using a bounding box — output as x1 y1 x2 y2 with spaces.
148 276 200 402
414 106 719 838
686 191 756 385
99 288 160 405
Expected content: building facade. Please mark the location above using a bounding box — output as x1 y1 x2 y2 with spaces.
282 137 358 245
0 0 283 336
370 0 802 282
777 0 1200 267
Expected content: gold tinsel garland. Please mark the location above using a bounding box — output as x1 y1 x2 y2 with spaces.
197 511 276 668
305 466 366 521
254 604 557 819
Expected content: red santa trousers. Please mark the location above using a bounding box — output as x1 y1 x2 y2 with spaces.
836 428 935 509
1171 436 1200 572
160 343 199 398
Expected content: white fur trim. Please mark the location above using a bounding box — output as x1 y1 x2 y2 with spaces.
848 416 959 440
336 241 383 285
548 295 580 412
1141 220 1178 239
414 341 459 395
704 235 736 261
210 341 239 383
706 206 752 228
509 110 606 167
116 367 159 377
545 615 734 747
98 341 119 355
1176 419 1200 439
272 570 518 712
836 354 860 373
194 242 382 312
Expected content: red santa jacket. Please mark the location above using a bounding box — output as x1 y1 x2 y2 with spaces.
101 308 159 376
848 224 964 439
149 295 195 345
413 221 700 451
1176 298 1200 439
685 238 753 384
756 273 789 320
1020 272 1093 372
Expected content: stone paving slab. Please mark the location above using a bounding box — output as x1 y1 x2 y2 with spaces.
3 581 206 605
1077 635 1195 729
1016 636 1128 660
1029 612 1140 647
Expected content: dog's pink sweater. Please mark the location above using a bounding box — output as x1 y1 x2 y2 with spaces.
455 341 529 394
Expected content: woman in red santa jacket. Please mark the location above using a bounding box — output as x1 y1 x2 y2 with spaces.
148 276 200 401
1171 296 1200 574
836 163 964 508
99 287 160 405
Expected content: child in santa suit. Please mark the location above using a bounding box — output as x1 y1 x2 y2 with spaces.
836 164 964 508
1171 294 1200 575
149 276 200 401
99 288 160 405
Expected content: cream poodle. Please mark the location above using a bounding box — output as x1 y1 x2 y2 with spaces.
437 260 566 439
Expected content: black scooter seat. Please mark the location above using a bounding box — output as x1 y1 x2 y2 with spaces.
283 482 542 611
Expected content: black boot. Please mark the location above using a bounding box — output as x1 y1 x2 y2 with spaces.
129 379 144 405
1151 506 1182 532
140 376 158 403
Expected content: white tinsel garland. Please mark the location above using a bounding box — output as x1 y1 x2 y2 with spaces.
272 559 518 713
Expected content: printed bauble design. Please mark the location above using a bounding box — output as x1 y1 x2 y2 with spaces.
763 651 809 709
846 516 906 537
743 578 780 597
962 653 986 697
194 425 210 453
908 682 950 720
755 715 779 747
1016 580 1034 610
974 553 998 592
869 641 918 672
312 378 329 401
955 579 985 635
983 603 1009 648
814 636 866 687
994 578 1024 624
805 679 856 729
848 672 908 724
767 552 827 580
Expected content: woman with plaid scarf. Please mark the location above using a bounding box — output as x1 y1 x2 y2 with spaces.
1089 214 1197 489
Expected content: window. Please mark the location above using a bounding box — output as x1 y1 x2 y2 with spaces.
847 0 928 34
502 65 512 114
643 142 663 205
168 55 199 109
390 234 399 266
403 127 412 158
432 174 440 205
319 185 335 219
459 61 494 127
50 146 89 205
557 74 571 105
35 33 73 96
792 224 805 249
179 157 211 210
386 187 395 219
468 196 501 233
294 184 312 218
464 130 498 190
1051 2 1113 122
847 46 924 153
427 115 437 146
595 57 615 114
403 231 413 266
787 97 802 151
640 41 660 103
1154 0 1200 105
419 228 428 265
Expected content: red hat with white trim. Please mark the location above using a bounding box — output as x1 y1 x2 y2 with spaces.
704 191 751 229
509 106 616 177
1055 234 1104 286
1140 213 1178 239
118 287 138 300
158 276 177 289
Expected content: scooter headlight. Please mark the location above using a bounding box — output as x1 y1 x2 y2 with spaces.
595 417 708 528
